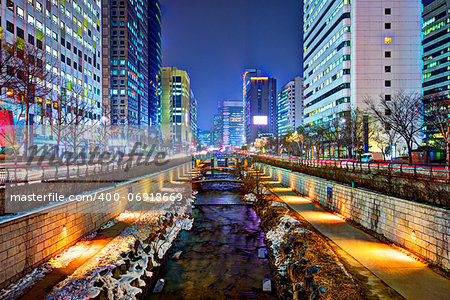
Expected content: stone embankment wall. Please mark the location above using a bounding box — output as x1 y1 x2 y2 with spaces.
255 163 449 271
0 162 192 289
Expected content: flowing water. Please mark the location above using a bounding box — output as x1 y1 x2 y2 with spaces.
147 172 275 299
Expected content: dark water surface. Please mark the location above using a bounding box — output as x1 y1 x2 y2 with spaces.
147 189 275 299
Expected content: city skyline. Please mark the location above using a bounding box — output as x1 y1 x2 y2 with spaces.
160 0 434 130
160 0 301 129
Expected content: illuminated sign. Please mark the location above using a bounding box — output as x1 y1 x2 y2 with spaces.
253 116 268 125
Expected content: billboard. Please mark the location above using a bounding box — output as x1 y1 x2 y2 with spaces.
253 115 268 125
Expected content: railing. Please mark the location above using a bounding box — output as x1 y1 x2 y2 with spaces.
254 154 450 182
193 153 246 160
0 153 191 186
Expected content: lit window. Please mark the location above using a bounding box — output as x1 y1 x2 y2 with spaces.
28 14 35 25
384 37 391 44
17 7 24 18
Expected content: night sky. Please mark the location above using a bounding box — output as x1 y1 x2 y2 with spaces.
160 0 434 130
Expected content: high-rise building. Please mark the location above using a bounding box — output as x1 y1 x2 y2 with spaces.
221 100 244 149
198 129 212 148
148 0 162 126
243 69 277 144
277 76 304 137
158 67 192 148
102 0 161 125
1 0 102 126
212 106 223 148
422 0 450 145
303 1 421 131
190 90 198 144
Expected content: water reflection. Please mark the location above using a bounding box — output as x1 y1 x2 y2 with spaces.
147 191 274 299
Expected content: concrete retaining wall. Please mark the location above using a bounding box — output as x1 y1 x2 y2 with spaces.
0 162 191 289
255 163 449 271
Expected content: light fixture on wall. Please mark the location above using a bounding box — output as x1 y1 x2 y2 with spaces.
411 230 416 241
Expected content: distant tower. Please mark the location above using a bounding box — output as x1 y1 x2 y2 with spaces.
277 76 304 137
220 100 244 149
242 69 277 144
159 67 192 148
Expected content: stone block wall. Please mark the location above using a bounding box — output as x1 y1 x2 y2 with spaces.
0 162 191 289
255 163 449 271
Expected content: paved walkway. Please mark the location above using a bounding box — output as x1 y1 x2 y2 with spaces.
261 179 450 300
19 218 139 300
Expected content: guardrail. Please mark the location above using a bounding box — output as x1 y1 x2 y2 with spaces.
0 153 191 186
254 154 450 182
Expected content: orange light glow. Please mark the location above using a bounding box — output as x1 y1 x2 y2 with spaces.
384 37 392 44
251 77 269 80
301 211 346 224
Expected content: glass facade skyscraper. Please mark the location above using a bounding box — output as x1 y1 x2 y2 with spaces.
148 0 162 126
221 100 244 149
422 0 450 145
102 0 161 126
159 67 192 149
242 69 277 144
277 76 303 137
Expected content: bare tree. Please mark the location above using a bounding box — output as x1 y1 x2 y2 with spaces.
0 35 20 95
64 88 98 159
365 91 422 162
8 41 55 157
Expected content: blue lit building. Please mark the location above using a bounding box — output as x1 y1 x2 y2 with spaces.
102 0 161 126
242 69 277 144
277 77 303 137
221 100 244 149
148 0 162 126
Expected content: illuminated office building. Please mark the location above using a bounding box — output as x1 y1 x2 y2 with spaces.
159 67 192 148
242 69 277 144
212 106 222 148
1 0 102 125
198 129 212 148
148 0 162 126
102 0 161 125
190 90 198 144
277 76 303 137
221 100 244 148
422 0 450 145
303 0 421 127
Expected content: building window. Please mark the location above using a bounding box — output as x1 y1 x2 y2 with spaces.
385 80 391 87
385 23 391 29
17 7 24 18
385 8 391 15
6 21 14 33
28 14 35 25
385 66 391 72
7 0 14 11
385 51 391 58
385 94 391 101
17 27 24 39
28 34 34 45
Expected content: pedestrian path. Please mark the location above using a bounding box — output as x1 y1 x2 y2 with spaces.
19 217 139 300
261 179 450 300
